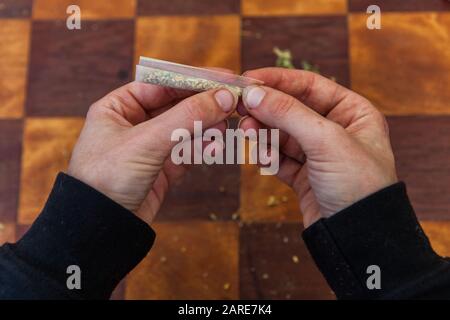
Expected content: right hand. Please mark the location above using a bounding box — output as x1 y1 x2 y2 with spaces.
239 68 398 228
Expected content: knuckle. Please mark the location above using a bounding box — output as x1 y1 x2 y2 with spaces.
87 93 126 120
105 93 126 113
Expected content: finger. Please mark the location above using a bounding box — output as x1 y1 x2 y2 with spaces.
243 68 355 116
111 81 194 110
147 67 236 119
91 81 195 125
137 170 169 224
277 154 303 187
237 101 249 116
138 88 237 153
238 116 305 163
177 120 228 166
146 101 178 119
242 85 341 156
96 66 237 125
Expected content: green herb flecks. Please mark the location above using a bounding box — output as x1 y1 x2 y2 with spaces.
273 47 295 69
273 47 336 81
300 60 320 74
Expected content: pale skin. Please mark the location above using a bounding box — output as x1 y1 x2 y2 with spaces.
68 82 237 225
68 67 398 228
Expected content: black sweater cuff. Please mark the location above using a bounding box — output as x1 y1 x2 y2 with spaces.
11 172 155 299
302 182 445 299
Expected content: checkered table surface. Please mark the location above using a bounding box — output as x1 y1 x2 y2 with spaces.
0 0 450 299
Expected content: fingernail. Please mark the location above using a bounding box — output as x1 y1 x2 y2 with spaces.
215 89 236 112
243 86 266 109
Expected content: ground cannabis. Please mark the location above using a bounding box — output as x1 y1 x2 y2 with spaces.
141 68 243 96
273 47 336 81
273 47 295 69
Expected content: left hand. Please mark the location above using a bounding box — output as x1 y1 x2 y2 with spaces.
68 81 237 225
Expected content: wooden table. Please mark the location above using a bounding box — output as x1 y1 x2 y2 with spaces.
0 0 449 300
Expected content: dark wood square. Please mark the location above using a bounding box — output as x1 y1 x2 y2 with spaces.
0 120 22 223
240 222 335 299
0 0 32 18
242 16 349 86
388 116 450 219
26 20 134 116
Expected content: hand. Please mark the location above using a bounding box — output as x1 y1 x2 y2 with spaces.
68 82 237 225
239 68 398 228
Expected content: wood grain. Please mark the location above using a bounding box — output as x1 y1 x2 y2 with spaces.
135 16 241 73
0 120 22 222
349 0 450 12
156 118 240 221
26 20 133 116
157 163 240 221
0 0 32 17
242 0 347 16
33 0 136 19
0 19 30 118
15 224 30 240
242 16 349 86
126 221 239 299
2 1 448 300
421 221 450 258
138 0 240 15
18 118 84 224
388 116 450 219
239 163 300 222
240 222 335 299
350 13 450 114
110 279 126 300
0 223 15 245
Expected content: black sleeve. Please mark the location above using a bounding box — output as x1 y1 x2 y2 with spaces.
0 173 155 300
303 182 450 299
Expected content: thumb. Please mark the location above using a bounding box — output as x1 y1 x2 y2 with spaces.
242 85 341 156
137 88 237 153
